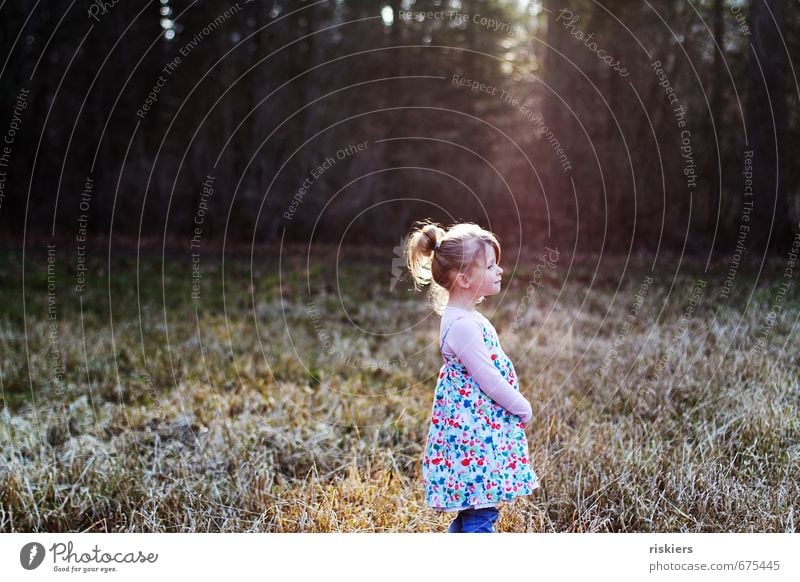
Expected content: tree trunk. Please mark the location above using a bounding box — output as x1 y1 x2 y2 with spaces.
749 0 789 252
710 0 724 240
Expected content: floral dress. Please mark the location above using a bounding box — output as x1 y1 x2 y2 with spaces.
422 312 539 511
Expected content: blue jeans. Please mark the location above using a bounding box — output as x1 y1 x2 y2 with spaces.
447 506 499 533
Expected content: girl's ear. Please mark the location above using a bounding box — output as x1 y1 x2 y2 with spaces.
455 272 471 288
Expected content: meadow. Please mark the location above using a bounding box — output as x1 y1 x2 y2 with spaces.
1 245 798 532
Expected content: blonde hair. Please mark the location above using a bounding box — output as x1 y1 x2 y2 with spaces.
405 220 501 314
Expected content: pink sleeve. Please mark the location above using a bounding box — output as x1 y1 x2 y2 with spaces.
443 318 532 423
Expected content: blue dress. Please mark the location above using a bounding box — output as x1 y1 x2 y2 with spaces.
422 313 539 511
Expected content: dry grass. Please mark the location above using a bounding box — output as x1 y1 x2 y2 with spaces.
1 247 798 532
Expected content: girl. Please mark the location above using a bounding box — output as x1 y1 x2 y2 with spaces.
406 220 539 533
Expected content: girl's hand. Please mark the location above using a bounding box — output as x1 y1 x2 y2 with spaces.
520 399 533 425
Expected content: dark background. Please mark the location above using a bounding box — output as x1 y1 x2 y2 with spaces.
0 0 798 256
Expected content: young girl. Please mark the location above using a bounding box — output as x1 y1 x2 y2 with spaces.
406 220 539 533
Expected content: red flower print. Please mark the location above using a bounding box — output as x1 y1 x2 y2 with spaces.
461 459 471 466
432 458 442 465
491 354 497 360
432 418 439 425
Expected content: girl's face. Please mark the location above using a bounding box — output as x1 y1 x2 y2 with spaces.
467 243 503 297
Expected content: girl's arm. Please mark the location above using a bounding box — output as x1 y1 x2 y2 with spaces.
444 318 533 424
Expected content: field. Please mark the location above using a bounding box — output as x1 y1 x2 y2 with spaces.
1 245 798 532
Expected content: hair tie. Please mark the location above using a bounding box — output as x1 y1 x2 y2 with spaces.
433 239 441 251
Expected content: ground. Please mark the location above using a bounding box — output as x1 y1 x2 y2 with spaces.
1 245 797 532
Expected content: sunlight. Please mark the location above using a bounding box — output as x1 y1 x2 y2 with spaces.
380 6 394 26
160 0 175 41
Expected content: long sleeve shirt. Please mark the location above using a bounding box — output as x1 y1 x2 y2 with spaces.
440 306 533 424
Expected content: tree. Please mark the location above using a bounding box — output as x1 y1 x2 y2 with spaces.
748 0 790 252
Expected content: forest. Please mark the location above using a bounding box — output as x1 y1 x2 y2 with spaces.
1 0 797 255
